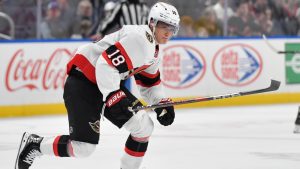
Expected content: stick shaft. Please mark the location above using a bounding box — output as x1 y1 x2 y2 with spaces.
262 34 300 54
129 80 280 111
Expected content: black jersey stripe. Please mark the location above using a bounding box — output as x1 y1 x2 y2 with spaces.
134 70 161 87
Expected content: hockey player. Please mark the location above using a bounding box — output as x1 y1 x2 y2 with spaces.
15 2 180 169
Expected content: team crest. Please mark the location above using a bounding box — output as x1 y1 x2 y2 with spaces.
89 120 100 134
146 31 153 43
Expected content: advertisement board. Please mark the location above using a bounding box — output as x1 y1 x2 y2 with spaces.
131 38 300 107
285 43 300 84
1 38 300 117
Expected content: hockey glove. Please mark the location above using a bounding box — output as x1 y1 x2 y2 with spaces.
105 90 133 122
154 98 175 126
105 89 142 128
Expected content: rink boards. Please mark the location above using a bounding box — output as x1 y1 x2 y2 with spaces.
1 37 300 117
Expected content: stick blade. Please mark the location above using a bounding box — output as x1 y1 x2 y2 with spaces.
241 79 280 95
270 79 281 91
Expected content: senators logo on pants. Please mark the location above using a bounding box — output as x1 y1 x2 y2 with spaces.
89 120 100 134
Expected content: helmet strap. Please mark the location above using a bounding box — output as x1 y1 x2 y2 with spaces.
149 19 158 44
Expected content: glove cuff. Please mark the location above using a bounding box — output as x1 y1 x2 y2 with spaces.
106 90 126 107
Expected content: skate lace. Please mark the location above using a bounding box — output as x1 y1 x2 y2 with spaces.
23 149 42 165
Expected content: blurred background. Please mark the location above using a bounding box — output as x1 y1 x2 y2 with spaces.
1 0 300 118
1 0 300 40
1 2 300 168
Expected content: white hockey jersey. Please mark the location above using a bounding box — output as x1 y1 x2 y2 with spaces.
67 25 165 104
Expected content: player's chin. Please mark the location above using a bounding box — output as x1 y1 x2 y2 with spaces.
158 39 168 44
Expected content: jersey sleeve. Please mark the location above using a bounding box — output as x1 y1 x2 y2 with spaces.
134 61 166 105
95 56 121 101
119 29 165 104
96 26 153 101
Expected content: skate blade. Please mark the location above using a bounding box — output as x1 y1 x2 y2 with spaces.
14 132 30 169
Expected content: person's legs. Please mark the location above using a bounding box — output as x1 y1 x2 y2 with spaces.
15 132 43 169
15 68 103 169
121 110 154 169
40 136 97 157
103 85 154 169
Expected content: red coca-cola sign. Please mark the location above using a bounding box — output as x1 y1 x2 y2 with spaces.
5 48 74 91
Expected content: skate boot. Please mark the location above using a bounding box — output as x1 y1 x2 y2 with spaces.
15 132 43 169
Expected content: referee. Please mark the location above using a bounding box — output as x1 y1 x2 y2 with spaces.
96 0 149 36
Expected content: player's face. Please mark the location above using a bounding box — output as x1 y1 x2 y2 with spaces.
154 21 175 44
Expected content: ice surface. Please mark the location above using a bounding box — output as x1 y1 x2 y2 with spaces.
1 104 300 169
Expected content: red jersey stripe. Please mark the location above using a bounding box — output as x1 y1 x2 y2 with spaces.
139 70 160 78
102 51 114 67
115 42 134 70
53 136 61 156
135 79 161 87
67 54 96 83
124 147 145 157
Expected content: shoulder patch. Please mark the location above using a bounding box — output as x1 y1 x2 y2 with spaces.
146 31 153 43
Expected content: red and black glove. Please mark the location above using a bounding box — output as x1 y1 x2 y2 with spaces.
105 89 142 128
154 98 175 126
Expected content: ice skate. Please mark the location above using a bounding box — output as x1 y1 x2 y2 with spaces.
15 132 43 169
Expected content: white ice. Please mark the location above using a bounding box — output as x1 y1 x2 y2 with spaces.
1 104 300 169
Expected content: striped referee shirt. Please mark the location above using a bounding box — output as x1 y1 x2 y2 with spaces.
97 0 149 36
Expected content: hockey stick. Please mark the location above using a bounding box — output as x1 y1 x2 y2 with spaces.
262 34 300 54
129 79 281 112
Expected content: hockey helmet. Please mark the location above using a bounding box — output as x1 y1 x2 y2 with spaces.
148 2 180 35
